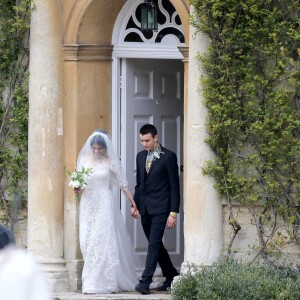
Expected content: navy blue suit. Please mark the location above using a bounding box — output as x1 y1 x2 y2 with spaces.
134 146 180 284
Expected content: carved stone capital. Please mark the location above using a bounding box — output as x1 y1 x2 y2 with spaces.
178 45 189 62
63 44 113 61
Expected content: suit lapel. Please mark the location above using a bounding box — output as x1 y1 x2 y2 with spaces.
146 146 165 178
140 150 147 184
146 157 156 178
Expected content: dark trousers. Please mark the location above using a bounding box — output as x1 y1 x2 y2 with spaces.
140 210 179 284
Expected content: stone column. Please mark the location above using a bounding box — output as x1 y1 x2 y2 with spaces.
28 0 68 292
182 14 223 271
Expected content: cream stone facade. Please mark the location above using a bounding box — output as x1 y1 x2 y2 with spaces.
27 0 223 292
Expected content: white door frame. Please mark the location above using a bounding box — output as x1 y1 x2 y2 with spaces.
112 52 183 217
111 0 185 217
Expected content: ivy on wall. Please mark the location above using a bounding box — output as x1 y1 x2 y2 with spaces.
0 0 31 226
190 0 300 266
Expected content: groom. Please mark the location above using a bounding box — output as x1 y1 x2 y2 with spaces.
134 124 180 294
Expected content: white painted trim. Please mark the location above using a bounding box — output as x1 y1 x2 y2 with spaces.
113 44 184 59
120 58 128 217
111 57 123 217
112 0 185 60
111 57 120 153
112 0 143 44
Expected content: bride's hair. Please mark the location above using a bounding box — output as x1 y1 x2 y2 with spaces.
90 134 107 152
93 128 111 139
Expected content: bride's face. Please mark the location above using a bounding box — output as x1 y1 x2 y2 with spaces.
92 143 106 158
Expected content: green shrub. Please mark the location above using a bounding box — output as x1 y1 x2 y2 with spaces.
171 261 300 300
0 0 31 225
171 266 199 300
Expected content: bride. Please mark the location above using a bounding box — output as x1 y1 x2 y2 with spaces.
75 129 141 294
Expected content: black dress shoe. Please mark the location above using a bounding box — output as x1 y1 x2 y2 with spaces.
135 283 150 295
156 280 172 291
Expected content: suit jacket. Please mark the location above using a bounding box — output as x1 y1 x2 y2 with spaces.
134 146 180 215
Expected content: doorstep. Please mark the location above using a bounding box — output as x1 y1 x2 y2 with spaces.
52 291 171 300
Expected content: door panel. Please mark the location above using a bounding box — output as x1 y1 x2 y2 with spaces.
121 58 184 270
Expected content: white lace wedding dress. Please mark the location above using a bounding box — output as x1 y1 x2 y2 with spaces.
79 157 141 294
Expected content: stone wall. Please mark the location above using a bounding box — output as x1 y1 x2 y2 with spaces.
1 207 27 249
223 203 300 264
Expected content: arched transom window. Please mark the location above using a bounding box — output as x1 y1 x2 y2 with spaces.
114 0 185 46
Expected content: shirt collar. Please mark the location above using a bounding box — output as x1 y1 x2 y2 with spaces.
148 143 161 154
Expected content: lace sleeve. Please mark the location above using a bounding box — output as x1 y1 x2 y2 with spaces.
109 160 128 190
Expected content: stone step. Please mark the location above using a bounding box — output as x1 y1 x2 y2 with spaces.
53 291 171 300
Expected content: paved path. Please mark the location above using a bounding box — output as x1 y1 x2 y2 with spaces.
53 291 171 300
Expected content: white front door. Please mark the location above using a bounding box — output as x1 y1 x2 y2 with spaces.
120 58 184 271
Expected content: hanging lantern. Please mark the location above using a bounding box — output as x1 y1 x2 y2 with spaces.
140 0 158 31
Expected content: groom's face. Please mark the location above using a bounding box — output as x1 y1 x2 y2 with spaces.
139 133 158 151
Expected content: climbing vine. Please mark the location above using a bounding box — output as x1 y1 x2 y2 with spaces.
0 0 31 226
190 0 300 266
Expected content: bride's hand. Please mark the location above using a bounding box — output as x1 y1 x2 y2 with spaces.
74 187 81 194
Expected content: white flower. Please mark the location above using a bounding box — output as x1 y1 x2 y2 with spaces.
70 172 77 180
154 152 160 159
66 166 93 201
69 180 81 188
153 145 164 161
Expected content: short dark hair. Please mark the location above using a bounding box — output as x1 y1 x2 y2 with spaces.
90 134 107 151
140 124 157 137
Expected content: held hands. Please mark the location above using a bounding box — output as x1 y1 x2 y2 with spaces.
122 188 140 219
130 204 140 219
166 214 177 228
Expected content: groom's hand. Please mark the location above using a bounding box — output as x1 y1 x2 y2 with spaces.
166 215 176 229
130 207 140 219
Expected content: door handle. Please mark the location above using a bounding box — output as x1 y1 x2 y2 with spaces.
180 165 183 172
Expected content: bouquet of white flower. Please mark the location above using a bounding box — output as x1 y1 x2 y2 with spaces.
66 167 93 201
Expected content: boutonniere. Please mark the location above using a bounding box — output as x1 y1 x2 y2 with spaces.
153 145 164 161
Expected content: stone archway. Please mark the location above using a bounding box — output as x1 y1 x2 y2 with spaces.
62 1 190 291
29 0 224 294
63 0 223 282
64 0 189 44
